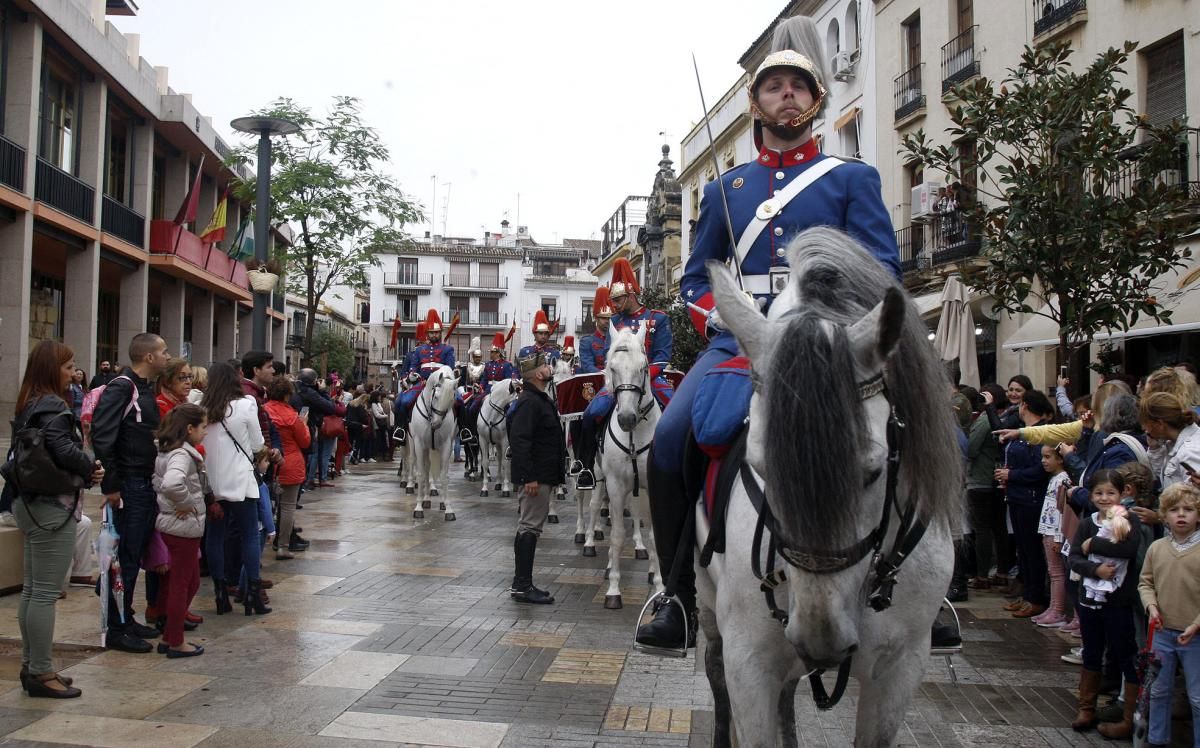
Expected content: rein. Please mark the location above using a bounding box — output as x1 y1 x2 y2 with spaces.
739 372 929 710
604 364 655 496
479 391 510 444
415 376 450 426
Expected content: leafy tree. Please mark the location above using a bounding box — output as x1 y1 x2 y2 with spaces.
901 42 1197 367
309 328 355 379
641 286 705 371
227 96 423 364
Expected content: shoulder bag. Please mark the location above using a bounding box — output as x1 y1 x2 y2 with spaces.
221 421 265 486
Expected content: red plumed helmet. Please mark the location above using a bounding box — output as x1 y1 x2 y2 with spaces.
609 258 640 299
592 286 614 317
423 308 443 332
490 332 506 350
415 322 427 341
563 336 576 354
532 309 551 333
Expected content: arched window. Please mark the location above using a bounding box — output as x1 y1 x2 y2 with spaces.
846 2 860 56
826 18 840 57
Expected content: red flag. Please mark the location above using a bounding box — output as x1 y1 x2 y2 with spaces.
549 317 561 334
389 317 402 349
174 154 206 226
504 321 517 344
444 312 462 341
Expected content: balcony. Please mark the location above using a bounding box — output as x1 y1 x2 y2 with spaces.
0 134 26 192
382 308 421 323
287 334 305 349
894 64 926 124
441 311 508 328
442 274 509 293
941 26 979 95
35 158 94 223
271 291 284 314
1107 129 1200 203
149 220 248 290
896 214 982 275
101 195 145 247
382 271 433 289
1033 0 1086 39
577 317 596 335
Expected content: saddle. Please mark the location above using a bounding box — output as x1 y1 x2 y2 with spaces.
694 428 746 569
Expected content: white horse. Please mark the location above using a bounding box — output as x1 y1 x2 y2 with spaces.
587 324 662 609
476 379 520 498
408 365 458 521
694 228 961 746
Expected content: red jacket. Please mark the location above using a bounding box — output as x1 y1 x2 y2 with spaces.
262 400 311 485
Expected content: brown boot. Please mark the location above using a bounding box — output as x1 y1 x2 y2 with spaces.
1096 682 1138 739
1072 670 1102 731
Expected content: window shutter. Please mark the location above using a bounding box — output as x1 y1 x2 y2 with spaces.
1145 38 1186 129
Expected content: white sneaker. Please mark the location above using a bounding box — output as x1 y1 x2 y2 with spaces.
0 511 15 527
1060 646 1083 665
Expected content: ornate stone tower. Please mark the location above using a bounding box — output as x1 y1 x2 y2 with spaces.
639 145 683 293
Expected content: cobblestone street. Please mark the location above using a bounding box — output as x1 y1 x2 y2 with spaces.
0 460 1173 746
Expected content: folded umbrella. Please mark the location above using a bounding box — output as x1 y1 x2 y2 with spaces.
95 504 125 647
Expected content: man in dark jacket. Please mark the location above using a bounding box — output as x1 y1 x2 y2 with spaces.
291 369 345 488
91 333 169 653
505 352 565 604
88 360 116 390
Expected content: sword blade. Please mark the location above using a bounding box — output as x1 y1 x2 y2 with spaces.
692 53 744 290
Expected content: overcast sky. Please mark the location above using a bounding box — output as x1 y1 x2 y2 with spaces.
112 1 785 243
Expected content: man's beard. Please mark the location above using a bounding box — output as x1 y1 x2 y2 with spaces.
762 120 810 142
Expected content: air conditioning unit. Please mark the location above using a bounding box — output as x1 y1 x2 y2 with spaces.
910 182 942 221
832 50 855 81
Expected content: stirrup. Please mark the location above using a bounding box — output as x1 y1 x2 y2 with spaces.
575 469 596 490
459 428 476 444
568 459 583 476
930 597 964 683
632 593 688 658
392 428 406 445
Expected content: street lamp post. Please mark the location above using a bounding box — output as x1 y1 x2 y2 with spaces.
230 115 300 351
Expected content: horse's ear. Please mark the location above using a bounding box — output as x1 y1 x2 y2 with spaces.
634 322 647 347
848 287 907 369
608 320 619 341
706 260 769 360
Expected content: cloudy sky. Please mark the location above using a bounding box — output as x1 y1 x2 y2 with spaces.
113 1 785 243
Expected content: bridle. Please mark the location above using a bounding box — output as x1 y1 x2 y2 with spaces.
603 360 655 496
740 371 929 710
415 372 451 427
479 382 515 444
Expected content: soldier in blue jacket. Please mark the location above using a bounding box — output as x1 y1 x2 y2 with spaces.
578 286 615 374
407 310 456 379
518 310 561 364
482 332 516 392
574 259 673 491
636 15 902 654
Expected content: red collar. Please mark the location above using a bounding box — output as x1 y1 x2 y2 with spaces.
756 138 820 168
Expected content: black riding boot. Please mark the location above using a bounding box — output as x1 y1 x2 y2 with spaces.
574 417 599 490
510 532 554 604
636 455 697 650
395 407 410 446
947 539 968 602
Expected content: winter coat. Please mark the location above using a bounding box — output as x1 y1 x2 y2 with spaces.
1151 422 1200 491
153 443 207 538
91 368 160 492
12 395 95 516
263 400 312 486
200 397 265 502
507 387 566 486
1068 430 1147 514
1002 420 1051 507
966 413 1001 490
1068 511 1143 608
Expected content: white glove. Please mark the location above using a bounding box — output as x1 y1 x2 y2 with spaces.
706 308 724 333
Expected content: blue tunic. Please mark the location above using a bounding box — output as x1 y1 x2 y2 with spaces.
658 140 901 472
578 331 610 373
517 343 560 365
408 343 456 379
482 359 515 392
611 306 672 373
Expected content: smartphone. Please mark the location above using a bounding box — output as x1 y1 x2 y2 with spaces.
1183 461 1198 476
1059 366 1068 379
299 406 310 420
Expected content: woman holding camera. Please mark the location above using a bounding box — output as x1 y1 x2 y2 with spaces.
10 341 103 698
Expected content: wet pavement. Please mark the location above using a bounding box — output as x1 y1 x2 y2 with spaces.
0 457 1176 746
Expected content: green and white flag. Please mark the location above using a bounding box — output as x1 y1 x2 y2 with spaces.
229 217 254 261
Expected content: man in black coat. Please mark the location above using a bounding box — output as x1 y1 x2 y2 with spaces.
505 351 565 604
290 369 345 488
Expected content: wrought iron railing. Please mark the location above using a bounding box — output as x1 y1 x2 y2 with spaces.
271 291 284 314
1107 131 1199 202
0 134 26 191
382 308 420 323
896 214 982 274
443 274 508 290
894 64 925 122
439 311 508 326
35 158 94 223
383 272 433 287
895 225 925 273
941 26 979 94
101 195 145 247
1034 0 1085 37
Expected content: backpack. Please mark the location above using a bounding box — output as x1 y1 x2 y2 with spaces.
81 375 142 426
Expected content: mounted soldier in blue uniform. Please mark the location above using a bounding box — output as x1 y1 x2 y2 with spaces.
635 16 901 653
572 259 674 491
482 331 516 392
395 310 458 446
577 286 614 374
518 310 561 364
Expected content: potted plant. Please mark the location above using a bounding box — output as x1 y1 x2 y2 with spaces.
245 257 282 294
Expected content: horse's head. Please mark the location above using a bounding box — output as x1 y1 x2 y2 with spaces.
425 366 457 428
496 378 521 406
708 248 913 670
605 322 650 433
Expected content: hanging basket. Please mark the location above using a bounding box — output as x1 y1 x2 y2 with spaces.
248 268 279 294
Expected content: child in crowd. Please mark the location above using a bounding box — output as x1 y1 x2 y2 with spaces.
1034 446 1071 628
152 404 208 658
1083 505 1132 605
1139 482 1200 747
1069 469 1143 737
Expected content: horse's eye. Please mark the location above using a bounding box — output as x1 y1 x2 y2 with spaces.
864 467 883 487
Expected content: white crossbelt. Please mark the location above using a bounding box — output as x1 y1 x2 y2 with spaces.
733 157 845 273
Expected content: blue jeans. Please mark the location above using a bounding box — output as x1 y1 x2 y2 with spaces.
306 434 331 482
109 476 158 632
1149 628 1200 745
204 497 261 584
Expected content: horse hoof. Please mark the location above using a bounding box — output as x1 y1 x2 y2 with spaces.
594 530 604 541
494 483 502 491
501 490 511 498
556 492 567 501
413 510 424 519
574 533 585 544
422 500 432 509
480 489 489 497
623 508 631 518
582 546 596 557
604 595 623 610
635 549 649 560
604 568 610 579
647 572 655 584
605 516 611 527
444 513 456 521
405 487 415 495
439 502 446 510
600 507 609 518
430 489 439 497
547 515 559 524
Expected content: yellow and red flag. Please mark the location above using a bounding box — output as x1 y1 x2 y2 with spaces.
200 189 229 244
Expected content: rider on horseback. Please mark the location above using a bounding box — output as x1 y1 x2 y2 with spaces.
394 310 457 446
635 16 900 653
518 310 561 364
573 259 673 492
578 286 614 375
560 337 578 374
482 332 516 392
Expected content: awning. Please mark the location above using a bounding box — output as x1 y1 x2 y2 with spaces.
834 106 861 131
1002 262 1200 350
912 291 945 319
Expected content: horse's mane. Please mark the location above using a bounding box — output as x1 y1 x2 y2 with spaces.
603 327 645 395
764 227 962 550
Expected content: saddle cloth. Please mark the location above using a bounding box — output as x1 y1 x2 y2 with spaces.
691 356 753 460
